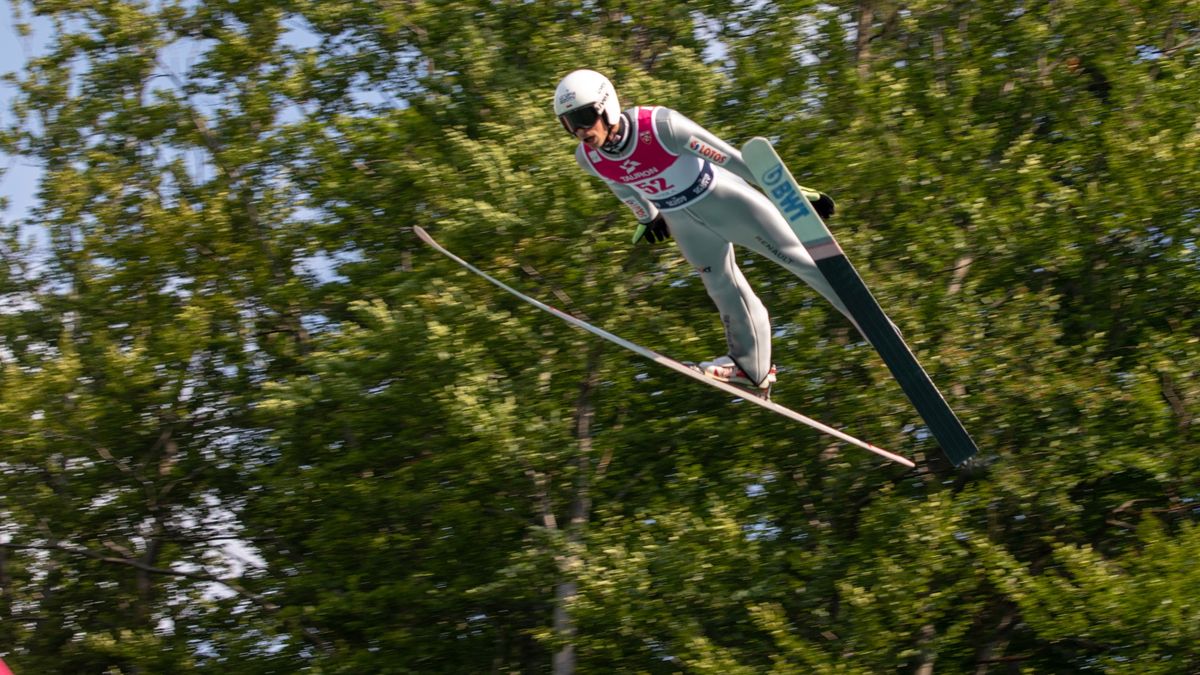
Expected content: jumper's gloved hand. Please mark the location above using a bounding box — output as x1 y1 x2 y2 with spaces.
631 214 670 245
802 189 836 220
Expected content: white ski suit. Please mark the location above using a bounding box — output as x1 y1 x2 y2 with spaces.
574 105 852 386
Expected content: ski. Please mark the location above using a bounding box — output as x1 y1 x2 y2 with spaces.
741 137 979 466
414 226 913 468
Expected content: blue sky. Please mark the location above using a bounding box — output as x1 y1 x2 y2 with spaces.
0 7 327 227
0 5 47 224
0 7 349 283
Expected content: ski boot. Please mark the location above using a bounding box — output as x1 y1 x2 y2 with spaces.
687 356 777 401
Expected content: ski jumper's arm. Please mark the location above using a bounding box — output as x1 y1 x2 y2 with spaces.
658 109 830 209
573 145 660 224
652 109 760 187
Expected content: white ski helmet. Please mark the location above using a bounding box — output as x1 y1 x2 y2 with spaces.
554 69 621 133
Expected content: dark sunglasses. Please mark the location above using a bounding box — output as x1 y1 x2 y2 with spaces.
559 104 602 134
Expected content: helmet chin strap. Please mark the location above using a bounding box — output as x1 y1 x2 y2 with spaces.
600 112 631 154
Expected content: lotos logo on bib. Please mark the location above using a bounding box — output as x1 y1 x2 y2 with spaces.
688 137 728 165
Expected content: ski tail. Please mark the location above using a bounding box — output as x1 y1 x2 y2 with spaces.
817 256 979 465
414 226 913 468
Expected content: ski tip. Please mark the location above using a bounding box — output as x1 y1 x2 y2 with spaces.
875 446 915 468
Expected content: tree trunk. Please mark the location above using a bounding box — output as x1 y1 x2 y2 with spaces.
552 345 603 675
856 0 876 79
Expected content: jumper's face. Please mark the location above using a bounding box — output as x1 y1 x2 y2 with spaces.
560 103 614 150
574 115 609 150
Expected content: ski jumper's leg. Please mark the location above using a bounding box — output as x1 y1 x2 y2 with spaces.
665 208 773 385
696 173 856 324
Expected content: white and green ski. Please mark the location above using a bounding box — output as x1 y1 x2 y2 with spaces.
415 226 913 468
742 137 979 466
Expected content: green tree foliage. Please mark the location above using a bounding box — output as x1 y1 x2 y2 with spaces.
1 0 1197 672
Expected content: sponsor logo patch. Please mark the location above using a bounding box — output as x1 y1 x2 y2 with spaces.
755 235 794 264
619 158 660 182
621 167 661 182
687 136 729 165
622 198 649 221
647 162 714 210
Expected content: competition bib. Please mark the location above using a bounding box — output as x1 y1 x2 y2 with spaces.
584 106 714 211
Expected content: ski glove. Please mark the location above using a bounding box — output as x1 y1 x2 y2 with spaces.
631 214 670 245
810 192 836 220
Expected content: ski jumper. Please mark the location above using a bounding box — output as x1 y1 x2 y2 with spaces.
574 106 853 387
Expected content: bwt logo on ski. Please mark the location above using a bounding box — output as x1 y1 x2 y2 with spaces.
761 164 811 222
687 136 728 165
